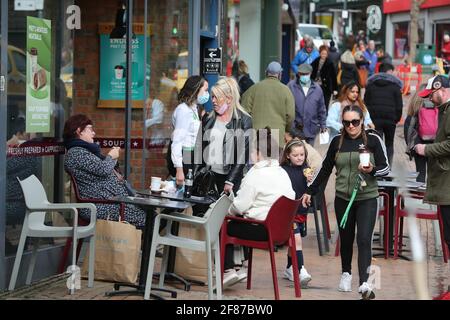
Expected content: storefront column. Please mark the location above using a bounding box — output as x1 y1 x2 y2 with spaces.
0 0 7 291
189 0 201 75
385 14 394 58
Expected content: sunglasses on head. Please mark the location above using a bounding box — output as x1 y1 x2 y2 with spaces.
342 119 361 127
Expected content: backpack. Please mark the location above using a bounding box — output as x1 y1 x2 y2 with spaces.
418 106 438 141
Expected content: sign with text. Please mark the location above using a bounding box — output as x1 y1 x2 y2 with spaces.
98 34 150 108
203 48 222 74
26 16 52 133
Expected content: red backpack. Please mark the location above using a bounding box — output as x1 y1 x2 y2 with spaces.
418 106 438 141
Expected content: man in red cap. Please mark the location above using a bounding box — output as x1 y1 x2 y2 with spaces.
415 75 450 259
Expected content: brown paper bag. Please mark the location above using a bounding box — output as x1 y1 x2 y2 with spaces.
173 208 208 284
81 219 142 284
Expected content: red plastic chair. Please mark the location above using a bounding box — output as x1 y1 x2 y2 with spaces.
394 193 448 262
58 172 125 273
220 196 302 300
334 192 390 259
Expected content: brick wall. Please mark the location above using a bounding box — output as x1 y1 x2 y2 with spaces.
74 0 188 187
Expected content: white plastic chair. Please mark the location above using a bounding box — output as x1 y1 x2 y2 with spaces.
144 194 232 300
8 175 97 293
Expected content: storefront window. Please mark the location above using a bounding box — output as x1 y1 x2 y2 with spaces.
393 21 424 59
142 0 189 184
5 0 73 256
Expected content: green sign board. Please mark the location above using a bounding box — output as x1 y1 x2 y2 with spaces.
26 16 51 133
98 35 149 108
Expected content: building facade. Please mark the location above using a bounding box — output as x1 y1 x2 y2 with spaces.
0 0 228 291
383 0 450 61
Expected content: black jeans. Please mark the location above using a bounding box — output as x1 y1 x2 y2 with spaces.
334 197 378 285
373 120 396 165
224 220 268 270
440 205 450 249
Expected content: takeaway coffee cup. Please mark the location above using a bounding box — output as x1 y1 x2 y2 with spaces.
150 177 162 191
359 147 370 167
114 65 124 80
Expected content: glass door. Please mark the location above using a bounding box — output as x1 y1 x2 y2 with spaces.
4 0 74 288
1 0 7 291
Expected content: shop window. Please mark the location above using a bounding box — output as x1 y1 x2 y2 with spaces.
393 21 424 59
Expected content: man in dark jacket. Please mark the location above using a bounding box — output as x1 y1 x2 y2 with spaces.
328 40 341 73
364 63 403 164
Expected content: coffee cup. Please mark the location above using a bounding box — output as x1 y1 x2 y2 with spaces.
359 152 370 167
150 176 162 191
114 65 124 80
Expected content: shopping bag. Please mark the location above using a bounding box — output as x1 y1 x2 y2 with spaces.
173 207 208 283
319 130 330 144
81 218 142 284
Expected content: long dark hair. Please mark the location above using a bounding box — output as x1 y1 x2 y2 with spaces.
280 139 308 166
335 104 368 160
178 75 206 106
338 81 368 113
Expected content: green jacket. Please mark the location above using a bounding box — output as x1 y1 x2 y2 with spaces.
241 77 295 146
306 131 390 201
424 101 450 205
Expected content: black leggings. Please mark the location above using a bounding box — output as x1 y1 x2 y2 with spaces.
224 220 268 270
334 197 378 285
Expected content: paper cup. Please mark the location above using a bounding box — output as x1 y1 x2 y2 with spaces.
359 153 370 167
150 177 161 190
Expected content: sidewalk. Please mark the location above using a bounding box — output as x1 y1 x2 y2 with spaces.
1 100 449 300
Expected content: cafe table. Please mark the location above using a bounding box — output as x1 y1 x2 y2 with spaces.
376 180 426 260
105 195 190 299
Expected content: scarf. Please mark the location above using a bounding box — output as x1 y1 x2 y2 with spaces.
64 138 105 160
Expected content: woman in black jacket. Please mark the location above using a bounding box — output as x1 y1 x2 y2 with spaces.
311 45 338 108
194 77 252 197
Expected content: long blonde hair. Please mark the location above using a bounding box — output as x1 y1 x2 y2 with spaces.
407 84 426 117
210 77 250 119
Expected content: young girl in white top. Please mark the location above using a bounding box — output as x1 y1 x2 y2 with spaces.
171 76 209 186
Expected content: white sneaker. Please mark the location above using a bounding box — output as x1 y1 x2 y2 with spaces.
236 268 247 283
338 272 352 292
283 265 295 281
222 269 240 289
300 266 312 286
359 282 375 300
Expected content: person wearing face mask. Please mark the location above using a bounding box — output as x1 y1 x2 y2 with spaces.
415 76 450 264
241 61 295 147
291 38 320 75
168 75 209 186
287 63 327 146
194 77 252 199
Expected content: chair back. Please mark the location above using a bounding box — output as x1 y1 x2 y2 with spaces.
264 196 301 245
205 194 232 244
17 175 49 225
18 175 50 208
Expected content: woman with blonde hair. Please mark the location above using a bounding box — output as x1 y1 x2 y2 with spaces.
327 81 375 139
237 60 254 95
195 76 252 196
405 84 435 182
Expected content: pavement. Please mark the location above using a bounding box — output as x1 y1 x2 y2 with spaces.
1 92 449 301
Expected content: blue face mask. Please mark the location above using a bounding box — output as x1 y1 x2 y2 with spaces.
197 92 210 105
299 75 311 84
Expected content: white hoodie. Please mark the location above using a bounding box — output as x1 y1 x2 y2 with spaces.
229 159 296 220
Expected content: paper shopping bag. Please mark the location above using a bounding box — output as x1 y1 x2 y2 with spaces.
81 219 142 284
173 207 208 284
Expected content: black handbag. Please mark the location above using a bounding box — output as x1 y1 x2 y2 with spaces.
191 166 219 201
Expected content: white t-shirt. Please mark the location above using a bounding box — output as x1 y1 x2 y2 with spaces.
171 102 201 168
